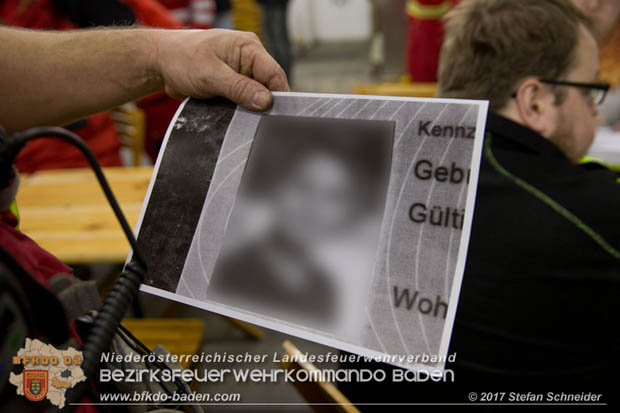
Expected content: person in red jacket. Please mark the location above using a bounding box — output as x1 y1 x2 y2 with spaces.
405 0 460 82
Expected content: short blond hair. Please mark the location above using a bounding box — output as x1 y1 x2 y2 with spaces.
437 0 593 110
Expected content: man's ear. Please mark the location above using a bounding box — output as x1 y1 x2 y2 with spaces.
514 77 558 138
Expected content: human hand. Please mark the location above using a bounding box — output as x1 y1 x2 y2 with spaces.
152 29 289 110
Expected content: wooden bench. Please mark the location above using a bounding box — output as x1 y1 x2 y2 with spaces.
16 166 153 264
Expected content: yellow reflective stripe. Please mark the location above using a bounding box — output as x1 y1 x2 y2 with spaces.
407 0 452 19
580 155 601 164
9 200 19 229
580 155 620 173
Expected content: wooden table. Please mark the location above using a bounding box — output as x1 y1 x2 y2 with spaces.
15 166 153 264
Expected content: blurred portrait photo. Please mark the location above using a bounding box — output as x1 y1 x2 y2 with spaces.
206 115 394 338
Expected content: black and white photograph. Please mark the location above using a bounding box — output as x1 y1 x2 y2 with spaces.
206 115 394 334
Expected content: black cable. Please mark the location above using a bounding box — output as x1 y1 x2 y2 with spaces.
3 128 201 413
114 328 177 400
115 324 199 413
115 326 146 357
112 328 181 411
117 323 191 395
0 127 148 404
117 323 151 355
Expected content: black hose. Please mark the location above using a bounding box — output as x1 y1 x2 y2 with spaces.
1 126 147 384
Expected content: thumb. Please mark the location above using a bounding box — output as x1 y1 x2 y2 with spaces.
215 63 274 111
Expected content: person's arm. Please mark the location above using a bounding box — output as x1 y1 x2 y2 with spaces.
0 27 289 133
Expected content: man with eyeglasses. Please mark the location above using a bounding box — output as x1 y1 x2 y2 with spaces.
438 0 618 402
341 0 618 406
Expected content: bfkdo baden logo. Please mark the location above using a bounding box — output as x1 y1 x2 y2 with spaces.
10 338 86 408
23 370 49 402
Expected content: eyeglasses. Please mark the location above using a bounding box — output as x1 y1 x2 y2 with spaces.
539 79 610 105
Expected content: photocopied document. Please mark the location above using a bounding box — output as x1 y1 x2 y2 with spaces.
132 92 489 371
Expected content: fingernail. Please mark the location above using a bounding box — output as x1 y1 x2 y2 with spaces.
252 90 270 110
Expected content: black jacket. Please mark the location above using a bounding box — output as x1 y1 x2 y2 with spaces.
450 113 620 391
341 113 620 404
